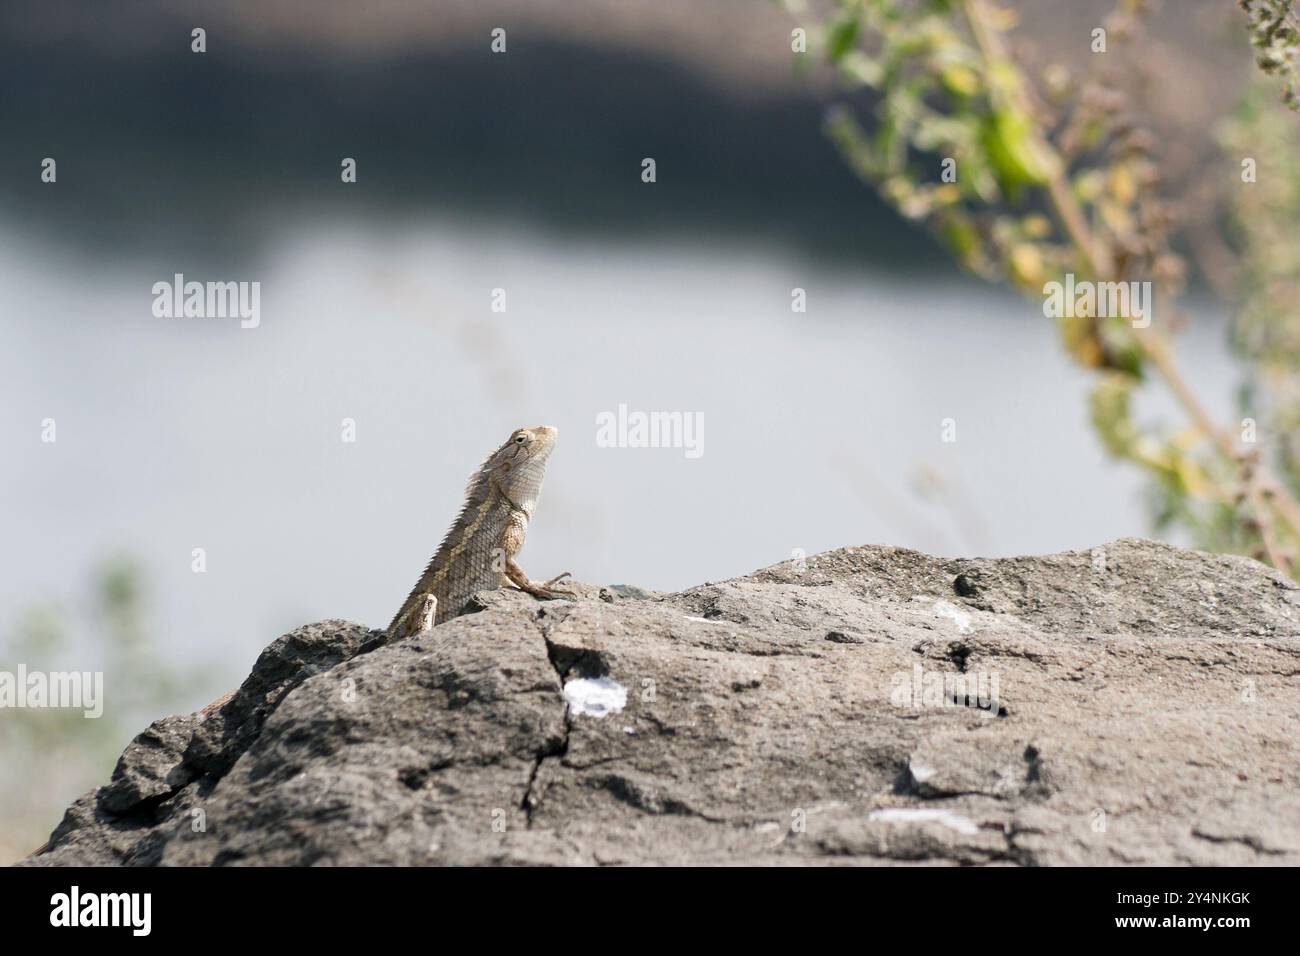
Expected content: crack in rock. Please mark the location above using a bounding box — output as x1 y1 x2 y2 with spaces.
520 618 574 827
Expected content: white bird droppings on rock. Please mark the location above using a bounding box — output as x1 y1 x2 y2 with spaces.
931 599 973 634
908 763 937 784
868 807 979 835
563 676 628 718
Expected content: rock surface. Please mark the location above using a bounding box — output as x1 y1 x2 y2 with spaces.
23 538 1300 866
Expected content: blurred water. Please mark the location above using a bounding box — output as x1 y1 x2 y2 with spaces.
0 217 1242 702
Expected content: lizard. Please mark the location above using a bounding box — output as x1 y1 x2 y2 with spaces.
386 424 572 641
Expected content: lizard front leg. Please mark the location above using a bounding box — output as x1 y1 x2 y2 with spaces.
505 559 574 598
501 510 573 600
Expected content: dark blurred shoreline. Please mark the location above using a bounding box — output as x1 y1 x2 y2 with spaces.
0 29 946 270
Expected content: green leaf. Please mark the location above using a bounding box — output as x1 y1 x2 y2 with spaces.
827 15 861 63
979 109 1056 191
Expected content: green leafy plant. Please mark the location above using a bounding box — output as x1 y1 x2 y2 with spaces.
788 0 1300 575
1240 0 1300 109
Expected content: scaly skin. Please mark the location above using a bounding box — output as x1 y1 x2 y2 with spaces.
386 425 570 640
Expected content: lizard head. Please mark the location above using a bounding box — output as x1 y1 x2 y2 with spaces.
488 425 558 513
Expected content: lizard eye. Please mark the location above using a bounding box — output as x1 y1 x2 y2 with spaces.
514 434 527 444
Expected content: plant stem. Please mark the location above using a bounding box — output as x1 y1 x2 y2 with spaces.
963 0 1300 568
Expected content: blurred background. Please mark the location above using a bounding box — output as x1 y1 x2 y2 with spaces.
0 0 1273 859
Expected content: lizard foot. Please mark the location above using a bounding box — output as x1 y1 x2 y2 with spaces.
520 573 575 601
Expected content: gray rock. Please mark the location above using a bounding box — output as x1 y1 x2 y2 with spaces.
22 538 1300 866
97 713 203 814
